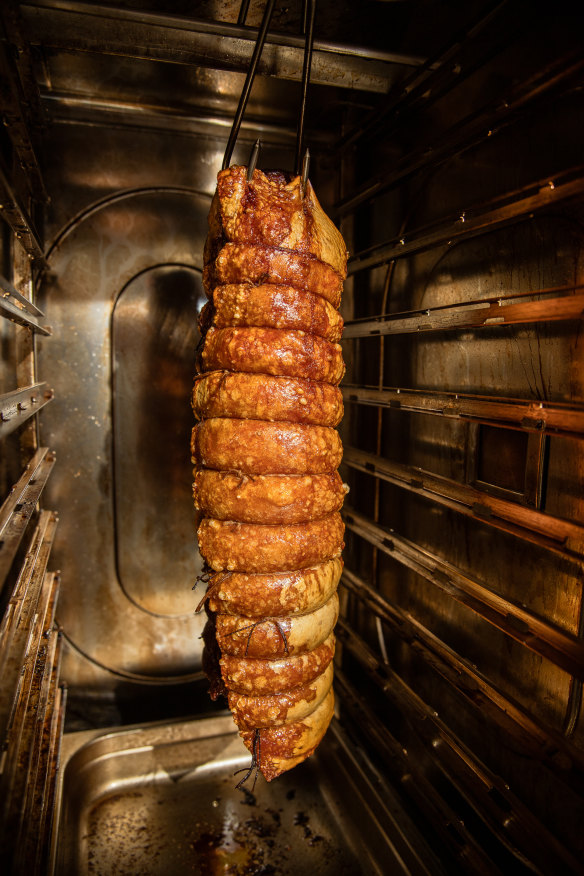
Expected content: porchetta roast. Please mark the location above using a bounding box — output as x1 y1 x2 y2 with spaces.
192 163 347 783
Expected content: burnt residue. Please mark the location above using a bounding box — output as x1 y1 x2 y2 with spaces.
201 611 227 701
83 761 359 875
267 808 281 826
190 810 286 875
293 810 325 847
185 786 345 875
239 788 257 807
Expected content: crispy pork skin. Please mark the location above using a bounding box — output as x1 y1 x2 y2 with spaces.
194 165 347 782
192 371 343 426
240 688 335 782
204 166 347 276
193 469 348 524
204 243 343 307
201 326 345 384
219 633 336 696
197 513 344 573
215 592 339 658
192 418 343 475
205 559 343 617
228 662 334 730
200 284 343 341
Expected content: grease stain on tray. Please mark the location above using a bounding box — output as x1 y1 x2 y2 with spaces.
85 779 355 875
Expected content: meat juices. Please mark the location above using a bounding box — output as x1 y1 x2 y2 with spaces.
192 165 347 782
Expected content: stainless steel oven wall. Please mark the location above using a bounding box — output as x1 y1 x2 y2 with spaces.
38 150 210 687
33 61 332 690
337 9 584 866
37 133 296 688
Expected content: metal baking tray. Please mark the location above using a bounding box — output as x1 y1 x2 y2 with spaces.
53 713 438 875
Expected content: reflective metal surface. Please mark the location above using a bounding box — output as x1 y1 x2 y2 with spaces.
34 15 336 687
55 715 438 875
39 187 212 681
337 15 584 862
113 265 203 616
22 0 416 95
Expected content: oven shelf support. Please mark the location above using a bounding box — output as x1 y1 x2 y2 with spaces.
0 383 54 439
335 49 584 218
343 285 584 339
340 566 584 796
342 505 584 679
0 448 56 589
335 0 520 154
342 445 584 559
335 669 501 875
348 166 584 276
0 162 47 270
0 540 62 876
336 619 583 875
0 510 59 746
342 384 584 439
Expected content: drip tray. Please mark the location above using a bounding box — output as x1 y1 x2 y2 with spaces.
55 714 435 875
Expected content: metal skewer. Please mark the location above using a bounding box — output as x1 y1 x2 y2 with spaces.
224 0 317 182
302 0 310 34
295 0 316 175
237 0 252 25
301 147 310 196
247 138 261 181
222 0 277 170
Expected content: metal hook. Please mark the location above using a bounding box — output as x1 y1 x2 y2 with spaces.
222 0 277 170
224 0 317 178
247 139 261 181
301 147 310 196
295 0 316 175
237 0 252 25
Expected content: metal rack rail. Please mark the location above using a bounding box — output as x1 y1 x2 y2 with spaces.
335 669 510 876
15 647 65 875
0 384 54 438
343 284 584 339
0 291 50 334
348 166 584 276
0 510 59 726
0 542 62 875
0 1 47 199
335 0 525 153
336 622 582 875
0 162 47 268
0 448 56 587
340 566 584 796
342 445 584 559
337 12 584 863
342 505 584 679
335 49 584 218
341 385 584 438
0 278 51 335
0 22 60 860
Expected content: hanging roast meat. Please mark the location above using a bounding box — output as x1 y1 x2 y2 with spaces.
192 164 347 782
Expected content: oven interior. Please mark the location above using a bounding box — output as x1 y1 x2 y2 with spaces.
1 1 583 873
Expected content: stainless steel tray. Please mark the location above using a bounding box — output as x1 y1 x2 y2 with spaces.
54 713 437 875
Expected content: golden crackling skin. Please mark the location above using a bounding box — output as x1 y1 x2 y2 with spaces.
194 165 347 782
